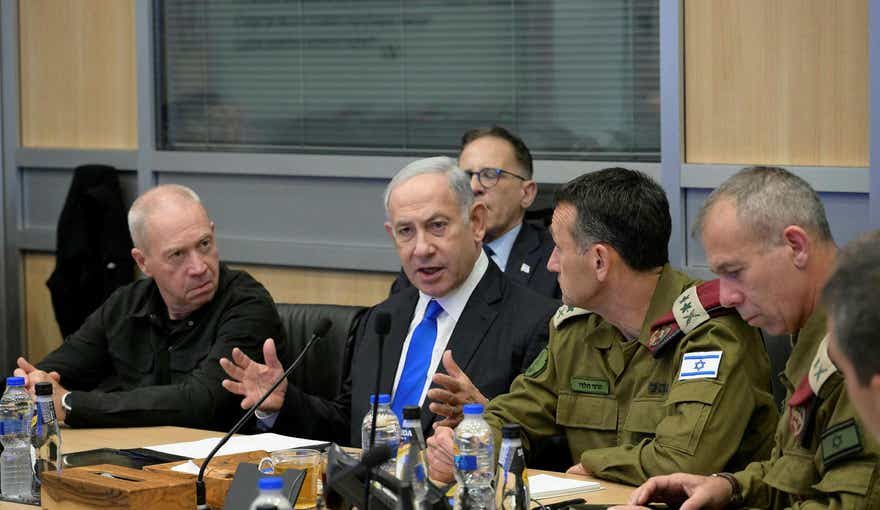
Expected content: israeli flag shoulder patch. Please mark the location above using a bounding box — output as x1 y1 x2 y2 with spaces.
679 351 723 380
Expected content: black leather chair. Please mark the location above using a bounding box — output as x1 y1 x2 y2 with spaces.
275 303 367 402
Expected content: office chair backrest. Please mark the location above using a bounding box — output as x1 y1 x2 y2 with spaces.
275 303 367 401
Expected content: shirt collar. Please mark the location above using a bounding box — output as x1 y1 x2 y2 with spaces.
486 222 522 271
417 249 489 323
130 263 229 321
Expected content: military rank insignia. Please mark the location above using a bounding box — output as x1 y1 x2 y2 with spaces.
552 304 591 329
647 280 734 357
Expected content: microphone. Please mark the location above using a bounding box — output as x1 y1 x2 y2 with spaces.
327 444 394 487
196 318 334 508
366 312 391 510
369 313 392 448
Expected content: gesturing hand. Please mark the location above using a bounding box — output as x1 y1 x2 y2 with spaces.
427 350 488 428
220 338 287 413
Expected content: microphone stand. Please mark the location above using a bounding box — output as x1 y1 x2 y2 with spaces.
366 312 391 510
196 319 332 509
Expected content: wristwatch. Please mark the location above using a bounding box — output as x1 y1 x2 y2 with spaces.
61 392 73 414
711 472 744 507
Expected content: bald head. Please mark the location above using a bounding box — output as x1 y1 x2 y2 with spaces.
128 184 204 252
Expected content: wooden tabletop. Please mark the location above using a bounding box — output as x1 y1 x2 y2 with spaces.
528 469 633 507
0 426 223 509
0 427 635 509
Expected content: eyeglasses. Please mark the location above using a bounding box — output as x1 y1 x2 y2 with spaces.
463 167 527 189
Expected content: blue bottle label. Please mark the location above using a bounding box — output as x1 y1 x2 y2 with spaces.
454 454 477 471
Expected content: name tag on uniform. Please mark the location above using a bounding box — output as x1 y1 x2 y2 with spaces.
570 377 609 395
678 351 722 380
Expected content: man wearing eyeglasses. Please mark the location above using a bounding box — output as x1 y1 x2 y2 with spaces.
391 126 559 299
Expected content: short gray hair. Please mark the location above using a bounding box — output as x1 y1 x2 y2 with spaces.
128 184 202 250
693 166 833 246
383 156 474 221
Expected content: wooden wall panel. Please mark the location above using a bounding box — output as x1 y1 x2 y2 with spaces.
23 253 62 363
23 254 395 362
684 0 868 166
230 264 395 307
18 0 137 149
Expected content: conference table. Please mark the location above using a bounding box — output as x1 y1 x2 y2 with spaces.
0 426 635 509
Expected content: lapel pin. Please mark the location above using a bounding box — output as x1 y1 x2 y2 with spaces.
520 263 531 274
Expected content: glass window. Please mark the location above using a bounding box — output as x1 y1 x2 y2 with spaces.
156 0 659 160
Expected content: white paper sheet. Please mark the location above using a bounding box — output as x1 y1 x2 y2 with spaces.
145 433 327 459
171 460 202 475
528 473 602 499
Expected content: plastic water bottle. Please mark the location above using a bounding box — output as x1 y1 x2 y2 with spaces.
495 424 529 510
32 382 62 498
397 405 428 507
361 394 400 475
248 476 293 510
453 403 495 510
0 376 35 500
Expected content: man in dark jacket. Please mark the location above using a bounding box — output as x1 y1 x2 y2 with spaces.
221 157 556 446
15 184 284 431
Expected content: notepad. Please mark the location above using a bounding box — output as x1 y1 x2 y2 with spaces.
528 473 602 499
145 432 328 459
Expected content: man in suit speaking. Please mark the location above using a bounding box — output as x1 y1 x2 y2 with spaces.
392 126 559 299
221 156 557 446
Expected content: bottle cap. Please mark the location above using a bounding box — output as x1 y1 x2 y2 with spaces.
502 423 521 438
402 405 421 420
462 403 484 415
35 382 54 396
5 376 24 387
369 393 391 404
258 476 284 491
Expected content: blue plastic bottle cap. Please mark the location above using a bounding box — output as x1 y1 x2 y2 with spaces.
369 394 391 404
258 476 284 491
5 377 24 387
463 403 484 415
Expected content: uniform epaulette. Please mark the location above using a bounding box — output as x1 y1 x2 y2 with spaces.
553 305 591 329
646 279 736 358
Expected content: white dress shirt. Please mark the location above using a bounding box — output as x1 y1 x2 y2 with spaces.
485 222 521 271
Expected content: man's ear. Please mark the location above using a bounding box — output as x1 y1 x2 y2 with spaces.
131 248 150 276
520 180 538 209
470 202 488 243
782 225 810 269
384 222 396 243
593 244 612 282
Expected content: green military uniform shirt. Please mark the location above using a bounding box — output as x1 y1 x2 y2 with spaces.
483 265 778 486
733 307 880 509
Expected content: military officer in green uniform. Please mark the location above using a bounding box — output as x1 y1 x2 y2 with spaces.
426 167 778 486
627 167 880 509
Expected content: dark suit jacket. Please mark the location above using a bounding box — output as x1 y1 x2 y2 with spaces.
273 262 557 446
390 221 560 300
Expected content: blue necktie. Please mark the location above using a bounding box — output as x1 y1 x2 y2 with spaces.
391 299 444 420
